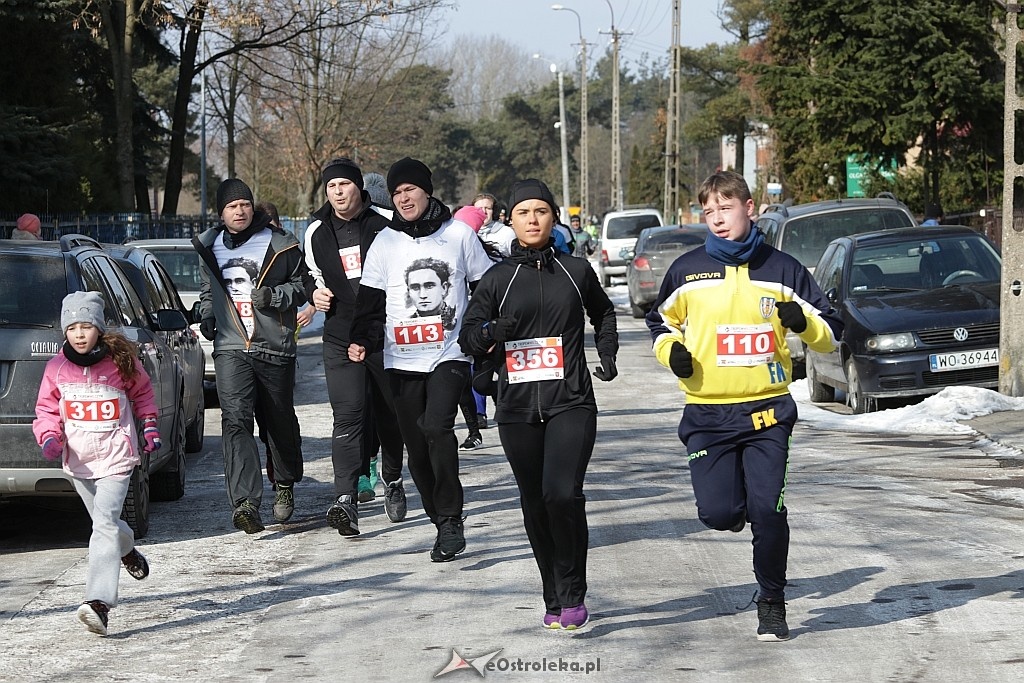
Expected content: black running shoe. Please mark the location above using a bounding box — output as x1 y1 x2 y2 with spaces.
460 435 483 450
77 600 109 636
326 494 359 536
383 479 407 523
430 516 465 562
756 598 790 641
121 548 149 580
232 500 265 534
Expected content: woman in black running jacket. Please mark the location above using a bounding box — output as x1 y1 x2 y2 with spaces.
458 179 618 631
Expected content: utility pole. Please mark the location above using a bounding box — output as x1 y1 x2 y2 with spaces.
1000 5 1024 396
601 1 629 211
552 4 590 221
663 0 681 223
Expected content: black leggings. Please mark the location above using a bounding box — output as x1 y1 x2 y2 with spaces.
499 408 596 612
388 361 470 524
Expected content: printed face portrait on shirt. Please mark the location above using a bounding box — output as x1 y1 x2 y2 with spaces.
221 257 259 299
405 259 452 318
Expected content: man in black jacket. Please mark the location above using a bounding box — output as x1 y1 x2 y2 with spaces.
304 157 406 536
194 178 307 534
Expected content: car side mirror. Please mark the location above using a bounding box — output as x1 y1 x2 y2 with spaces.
154 308 188 332
189 300 202 324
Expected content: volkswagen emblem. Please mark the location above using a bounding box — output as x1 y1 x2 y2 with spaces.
953 327 969 341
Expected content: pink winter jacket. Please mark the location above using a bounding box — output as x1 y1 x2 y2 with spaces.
33 352 158 479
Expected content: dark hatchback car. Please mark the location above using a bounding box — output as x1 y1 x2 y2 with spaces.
0 235 193 536
805 226 1001 413
626 224 707 317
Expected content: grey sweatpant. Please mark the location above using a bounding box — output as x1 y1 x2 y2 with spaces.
72 473 133 608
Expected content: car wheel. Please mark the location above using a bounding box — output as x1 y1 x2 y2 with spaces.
121 448 151 539
845 357 876 414
630 296 646 318
185 385 205 453
806 355 835 403
152 403 187 501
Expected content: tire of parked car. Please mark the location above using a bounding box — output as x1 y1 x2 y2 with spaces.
845 357 877 414
121 442 151 539
630 296 646 319
185 387 205 453
152 403 187 502
806 355 835 403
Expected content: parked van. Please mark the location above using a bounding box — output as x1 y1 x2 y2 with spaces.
597 207 664 286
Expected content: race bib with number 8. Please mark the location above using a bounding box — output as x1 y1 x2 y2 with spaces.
716 323 775 366
505 336 564 383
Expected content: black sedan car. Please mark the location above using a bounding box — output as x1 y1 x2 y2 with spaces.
806 225 1000 413
626 224 707 317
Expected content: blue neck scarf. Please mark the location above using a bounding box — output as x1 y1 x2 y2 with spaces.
705 224 764 266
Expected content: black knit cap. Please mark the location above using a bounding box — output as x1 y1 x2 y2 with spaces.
216 178 254 215
387 157 433 196
322 157 364 191
507 178 558 215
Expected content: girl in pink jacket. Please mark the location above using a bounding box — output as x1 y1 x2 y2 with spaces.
33 291 162 636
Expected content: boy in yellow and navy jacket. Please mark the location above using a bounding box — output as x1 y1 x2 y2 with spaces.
646 171 842 642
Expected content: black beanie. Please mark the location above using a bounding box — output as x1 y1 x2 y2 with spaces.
216 178 254 215
387 157 433 196
507 178 558 215
321 157 364 191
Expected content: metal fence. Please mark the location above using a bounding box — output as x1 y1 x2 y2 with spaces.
0 213 308 244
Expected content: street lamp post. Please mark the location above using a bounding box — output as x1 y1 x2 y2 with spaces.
555 66 570 219
552 4 588 223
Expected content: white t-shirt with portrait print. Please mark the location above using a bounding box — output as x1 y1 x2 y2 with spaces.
360 218 494 372
212 229 271 340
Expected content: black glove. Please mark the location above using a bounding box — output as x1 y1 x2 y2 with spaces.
199 318 216 341
668 342 693 379
251 287 272 310
471 358 498 397
776 300 807 333
593 355 617 381
487 316 517 343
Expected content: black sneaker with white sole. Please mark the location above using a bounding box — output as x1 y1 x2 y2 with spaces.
326 494 359 536
756 598 790 641
77 600 109 635
460 435 483 450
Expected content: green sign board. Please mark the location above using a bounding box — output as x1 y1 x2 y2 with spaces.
846 155 896 198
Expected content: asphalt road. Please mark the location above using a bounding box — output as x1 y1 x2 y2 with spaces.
1 306 1023 682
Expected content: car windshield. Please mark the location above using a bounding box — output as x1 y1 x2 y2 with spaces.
149 249 204 292
849 234 1001 294
780 208 914 267
644 230 706 252
0 254 66 327
607 214 662 240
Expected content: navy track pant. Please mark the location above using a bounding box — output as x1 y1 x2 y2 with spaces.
678 394 796 600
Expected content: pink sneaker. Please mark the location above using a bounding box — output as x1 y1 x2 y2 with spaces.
559 604 589 630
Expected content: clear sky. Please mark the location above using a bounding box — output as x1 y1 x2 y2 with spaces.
440 0 732 71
